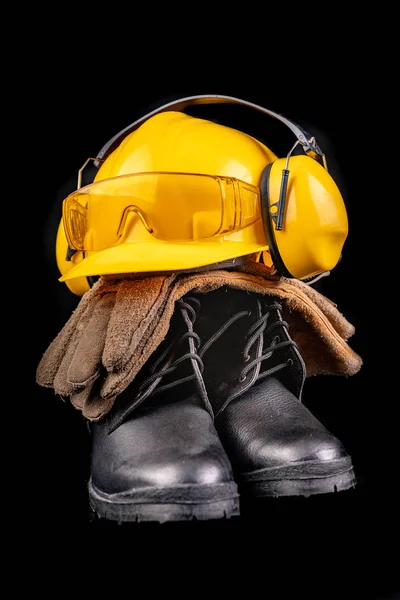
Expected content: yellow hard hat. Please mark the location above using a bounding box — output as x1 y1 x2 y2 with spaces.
56 95 348 295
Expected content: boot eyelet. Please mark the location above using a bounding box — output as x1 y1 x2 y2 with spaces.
244 354 251 363
274 335 280 343
247 310 252 317
287 358 293 366
239 375 247 382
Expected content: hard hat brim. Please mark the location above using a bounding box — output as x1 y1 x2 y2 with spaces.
59 239 269 282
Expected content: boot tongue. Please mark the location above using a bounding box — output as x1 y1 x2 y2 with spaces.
196 287 306 417
196 287 264 416
257 295 306 400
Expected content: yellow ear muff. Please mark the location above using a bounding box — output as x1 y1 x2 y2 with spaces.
55 220 91 296
261 155 348 280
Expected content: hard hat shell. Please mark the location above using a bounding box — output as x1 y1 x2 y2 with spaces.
59 111 277 284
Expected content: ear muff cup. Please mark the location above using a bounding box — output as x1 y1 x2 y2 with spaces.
260 155 348 280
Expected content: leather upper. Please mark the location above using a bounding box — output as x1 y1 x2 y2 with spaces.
215 376 348 473
91 394 236 494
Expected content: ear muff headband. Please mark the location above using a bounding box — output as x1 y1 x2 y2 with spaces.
94 94 325 167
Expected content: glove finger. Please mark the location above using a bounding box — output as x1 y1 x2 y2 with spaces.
101 302 171 400
71 377 116 421
102 275 175 373
36 277 120 389
83 390 116 421
53 294 106 396
70 381 94 411
67 293 116 387
36 285 100 388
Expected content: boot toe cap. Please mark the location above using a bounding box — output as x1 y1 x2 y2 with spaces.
247 428 350 472
283 430 349 465
92 450 234 495
301 438 349 463
130 453 231 489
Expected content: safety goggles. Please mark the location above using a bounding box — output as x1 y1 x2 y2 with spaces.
62 171 261 252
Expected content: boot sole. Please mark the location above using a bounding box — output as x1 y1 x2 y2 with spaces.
240 457 357 497
88 478 240 523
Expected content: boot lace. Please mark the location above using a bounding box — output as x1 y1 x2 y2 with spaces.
199 296 298 384
128 294 297 421
135 296 213 416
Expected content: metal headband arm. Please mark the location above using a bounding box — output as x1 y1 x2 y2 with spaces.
94 94 324 167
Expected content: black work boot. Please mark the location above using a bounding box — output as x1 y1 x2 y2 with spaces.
195 286 356 497
88 295 240 523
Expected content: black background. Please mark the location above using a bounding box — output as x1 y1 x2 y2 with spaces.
25 74 394 595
